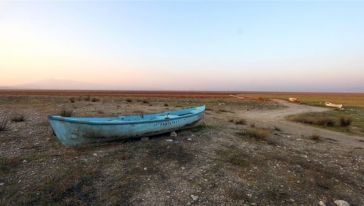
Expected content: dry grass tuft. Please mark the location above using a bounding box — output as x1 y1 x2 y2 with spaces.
310 134 322 142
229 119 247 125
31 166 98 205
126 98 133 103
0 157 21 175
290 116 336 127
0 114 8 131
69 97 76 103
218 109 230 113
91 97 100 102
340 117 352 127
216 149 250 168
235 119 247 125
83 96 91 101
244 128 271 140
11 114 25 122
59 109 73 117
274 126 281 131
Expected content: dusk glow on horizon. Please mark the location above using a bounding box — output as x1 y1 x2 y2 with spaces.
1 1 364 92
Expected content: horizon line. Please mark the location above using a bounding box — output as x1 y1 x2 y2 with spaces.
0 89 363 95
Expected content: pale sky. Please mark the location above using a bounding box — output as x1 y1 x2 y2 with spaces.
0 1 364 91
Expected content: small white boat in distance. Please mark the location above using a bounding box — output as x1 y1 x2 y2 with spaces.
288 97 299 102
325 102 343 109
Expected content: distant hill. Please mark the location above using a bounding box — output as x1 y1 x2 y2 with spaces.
1 79 363 92
11 79 107 90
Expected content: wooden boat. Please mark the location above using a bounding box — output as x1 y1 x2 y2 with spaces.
325 102 343 109
288 97 299 103
48 106 205 146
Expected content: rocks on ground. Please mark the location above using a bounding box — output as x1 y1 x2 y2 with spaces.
334 200 350 206
170 131 177 137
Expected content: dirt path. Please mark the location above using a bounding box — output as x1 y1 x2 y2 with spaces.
239 99 364 148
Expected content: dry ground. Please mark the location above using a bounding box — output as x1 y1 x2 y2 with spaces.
0 93 363 205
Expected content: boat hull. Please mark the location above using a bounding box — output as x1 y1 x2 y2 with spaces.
49 106 205 146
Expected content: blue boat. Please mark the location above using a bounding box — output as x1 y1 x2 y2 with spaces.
48 106 205 146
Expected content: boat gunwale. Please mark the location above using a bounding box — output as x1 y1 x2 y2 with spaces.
48 106 205 125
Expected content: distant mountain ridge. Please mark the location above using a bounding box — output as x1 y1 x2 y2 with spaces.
10 79 107 90
1 79 363 92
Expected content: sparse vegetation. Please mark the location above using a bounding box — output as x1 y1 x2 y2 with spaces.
11 113 25 122
0 92 363 205
340 117 352 127
216 148 250 168
126 98 133 103
0 157 20 175
247 127 271 139
59 109 73 117
69 97 76 103
310 134 322 142
274 126 281 131
29 166 98 205
97 110 105 114
142 100 149 104
91 97 100 102
164 103 169 107
290 115 336 127
288 110 363 135
218 108 230 113
243 127 271 140
229 118 247 125
235 119 247 125
0 114 8 131
83 96 91 101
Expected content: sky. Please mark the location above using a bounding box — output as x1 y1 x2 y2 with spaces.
0 1 363 92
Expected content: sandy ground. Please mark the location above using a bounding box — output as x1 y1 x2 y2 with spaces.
0 95 363 205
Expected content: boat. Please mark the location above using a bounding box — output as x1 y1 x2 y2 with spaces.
325 102 343 109
288 97 299 103
48 105 205 146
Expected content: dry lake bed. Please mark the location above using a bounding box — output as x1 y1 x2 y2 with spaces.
0 91 363 205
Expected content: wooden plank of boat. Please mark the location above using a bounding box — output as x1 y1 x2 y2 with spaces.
48 105 205 146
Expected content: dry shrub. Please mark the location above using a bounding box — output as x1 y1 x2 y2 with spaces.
126 99 133 103
97 110 104 114
59 109 73 117
274 126 281 131
292 116 336 127
83 96 91 101
216 149 250 168
317 118 335 127
340 117 352 127
229 119 247 125
218 109 230 113
0 157 21 174
35 166 98 205
69 97 75 103
244 128 271 140
11 114 25 122
164 103 169 107
142 100 149 104
235 119 247 125
91 97 100 102
257 97 268 101
0 114 8 131
310 134 321 142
